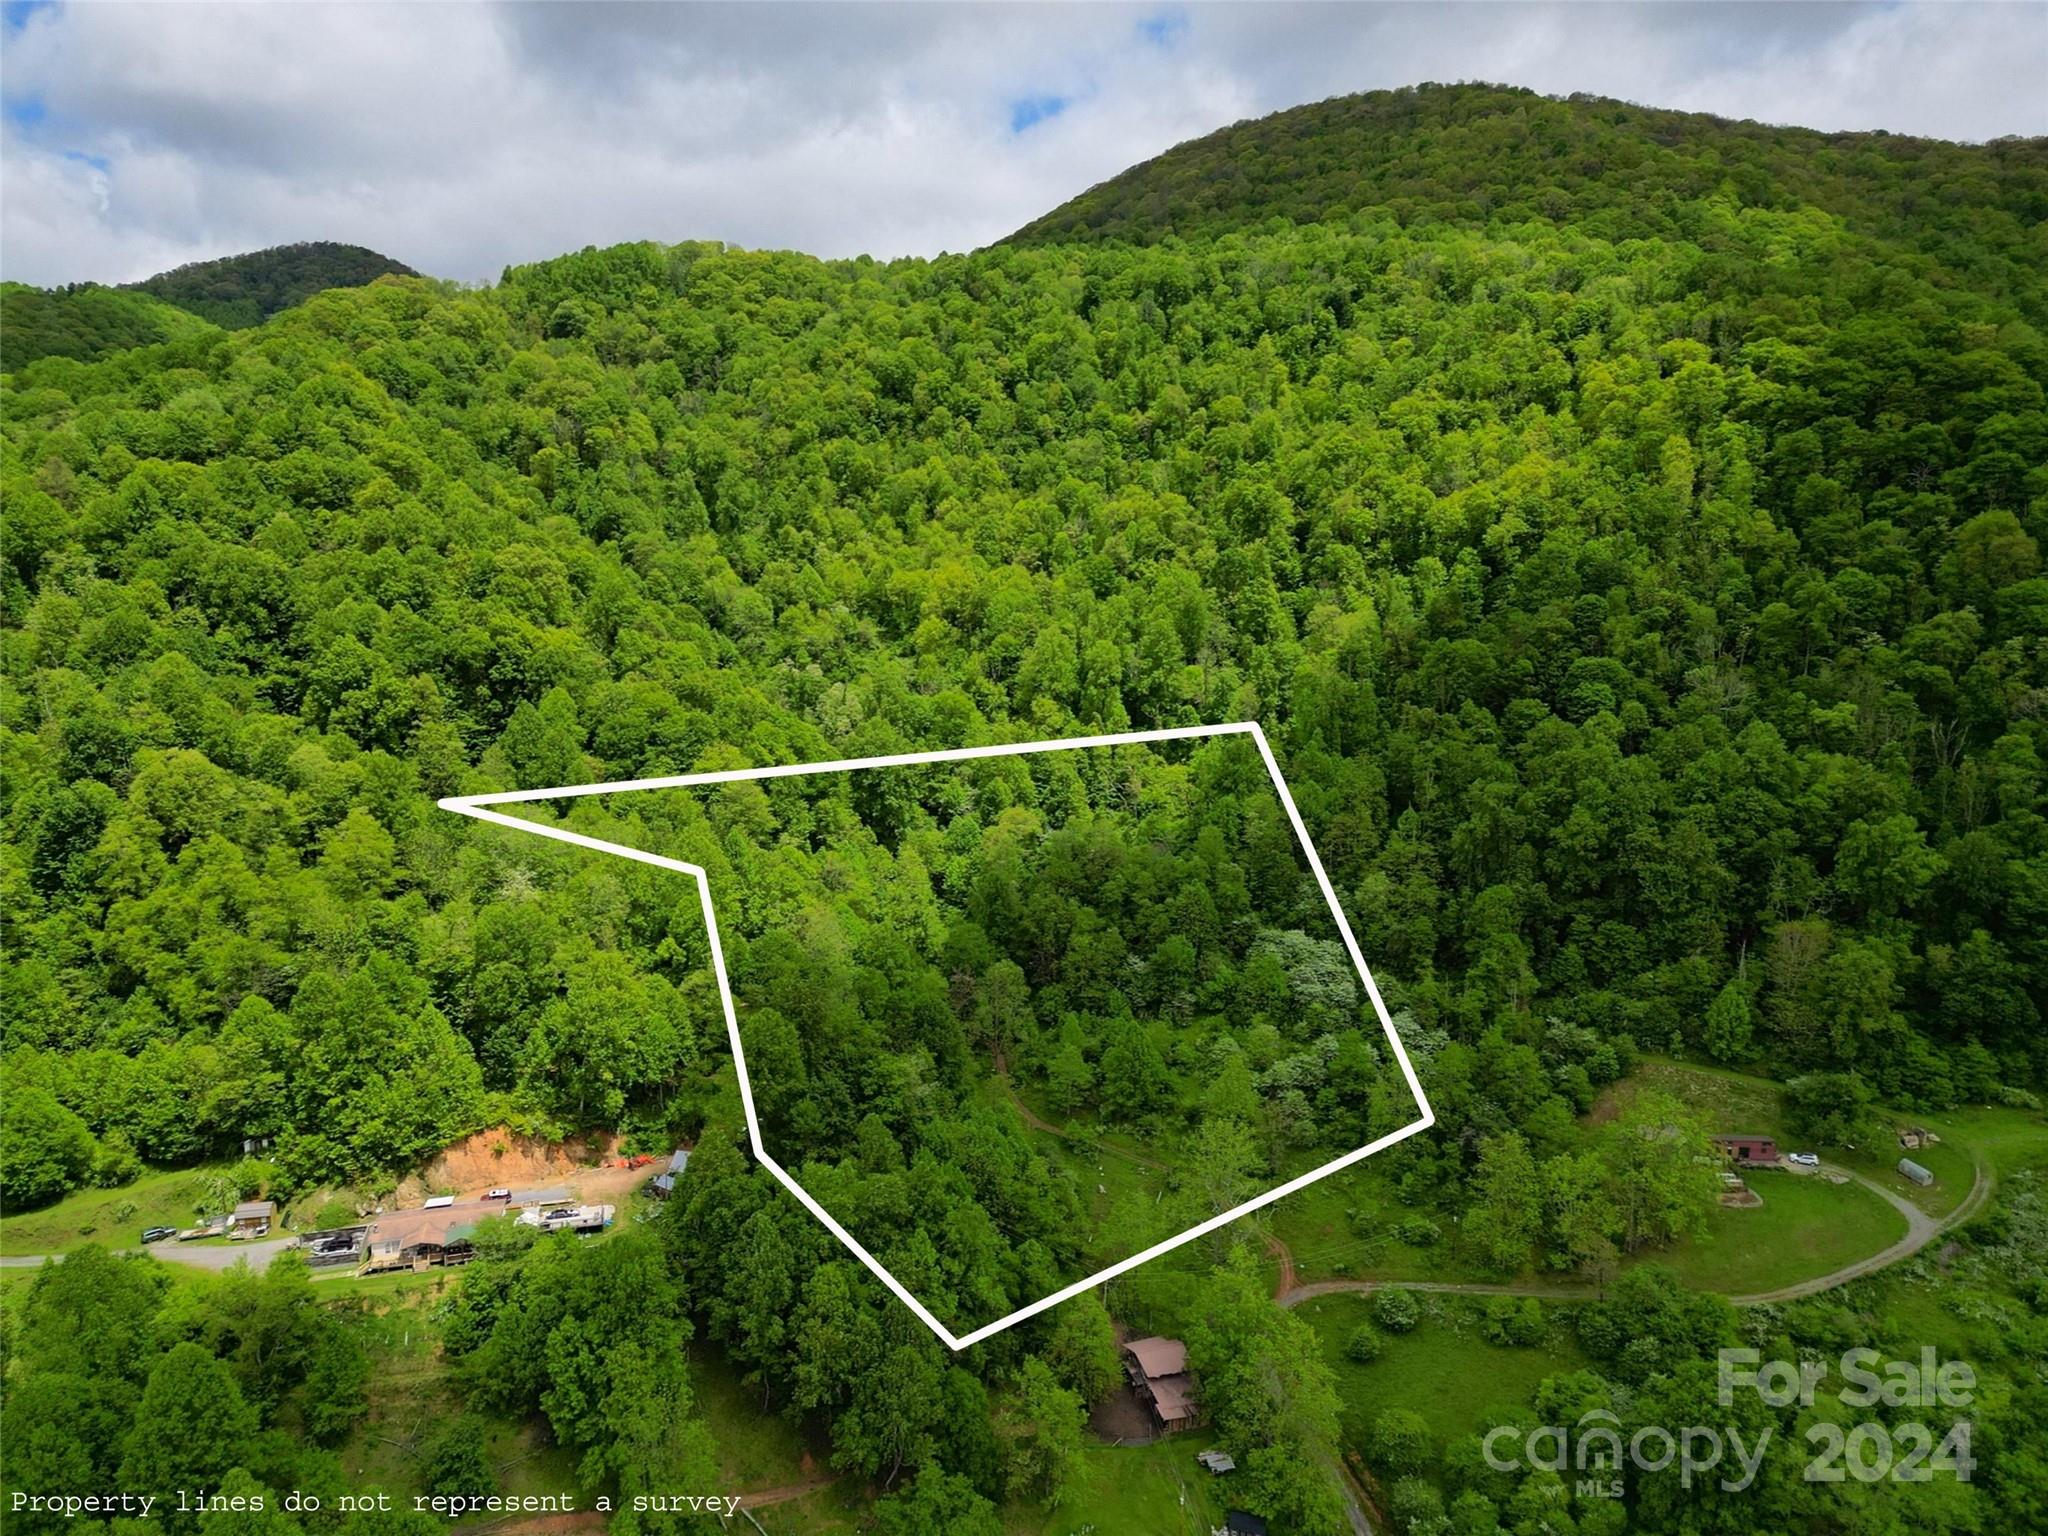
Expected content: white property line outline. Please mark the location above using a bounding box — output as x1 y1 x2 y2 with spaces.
439 721 1435 1350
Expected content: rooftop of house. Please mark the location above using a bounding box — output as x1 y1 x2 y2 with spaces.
365 1200 496 1252
1150 1372 1195 1422
1124 1335 1188 1379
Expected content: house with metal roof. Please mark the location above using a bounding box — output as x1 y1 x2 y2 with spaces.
1123 1335 1200 1433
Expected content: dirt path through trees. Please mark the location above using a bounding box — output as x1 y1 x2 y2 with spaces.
992 1056 1168 1172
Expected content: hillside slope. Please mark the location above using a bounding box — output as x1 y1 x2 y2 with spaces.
1011 82 2048 312
1 282 220 368
127 240 419 329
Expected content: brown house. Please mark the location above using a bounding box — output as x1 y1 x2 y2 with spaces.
1713 1136 1778 1164
1123 1336 1199 1434
361 1203 485 1273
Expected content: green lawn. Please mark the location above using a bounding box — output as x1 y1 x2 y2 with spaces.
0 1163 243 1257
1021 1430 1231 1536
1936 1105 2048 1180
1262 1059 2045 1310
1644 1169 1906 1294
1299 1293 1586 1461
1835 1132 1975 1216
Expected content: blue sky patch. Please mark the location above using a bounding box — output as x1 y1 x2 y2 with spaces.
1009 94 1070 134
1138 10 1187 48
3 0 56 33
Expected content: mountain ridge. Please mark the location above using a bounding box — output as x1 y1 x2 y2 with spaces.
126 240 419 329
2 240 419 368
1007 82 2048 310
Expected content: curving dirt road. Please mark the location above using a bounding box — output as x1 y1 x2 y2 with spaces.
1274 1157 1990 1311
1729 1158 1990 1305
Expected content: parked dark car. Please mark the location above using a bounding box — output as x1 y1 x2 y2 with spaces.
140 1226 177 1244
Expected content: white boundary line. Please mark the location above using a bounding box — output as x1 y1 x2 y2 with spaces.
439 721 1434 1350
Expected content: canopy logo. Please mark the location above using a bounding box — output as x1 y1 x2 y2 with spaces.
1484 1347 1978 1496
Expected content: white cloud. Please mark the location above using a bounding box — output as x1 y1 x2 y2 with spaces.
1 1 2042 287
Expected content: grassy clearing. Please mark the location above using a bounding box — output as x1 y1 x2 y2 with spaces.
1021 1429 1230 1536
1645 1169 1906 1293
1264 1054 2006 1305
1938 1106 2048 1180
0 1163 234 1256
1597 1057 1792 1139
334 1276 843 1511
329 1281 459 1492
1299 1292 1586 1462
1835 1133 1974 1216
1596 1057 2018 1218
1265 1164 1495 1286
1037 1119 1165 1228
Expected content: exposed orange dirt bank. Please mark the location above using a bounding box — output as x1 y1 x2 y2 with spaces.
399 1126 625 1202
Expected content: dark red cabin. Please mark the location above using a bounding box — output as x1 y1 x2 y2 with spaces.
1713 1135 1778 1163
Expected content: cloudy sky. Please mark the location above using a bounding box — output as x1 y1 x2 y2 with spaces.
3 1 2043 288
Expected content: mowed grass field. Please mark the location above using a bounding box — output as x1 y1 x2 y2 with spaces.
1652 1168 1906 1294
1941 1104 2048 1179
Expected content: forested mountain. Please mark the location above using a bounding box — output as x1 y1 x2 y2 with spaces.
3 243 417 368
1012 82 2048 314
2 82 2045 1536
126 240 418 329
0 282 220 368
